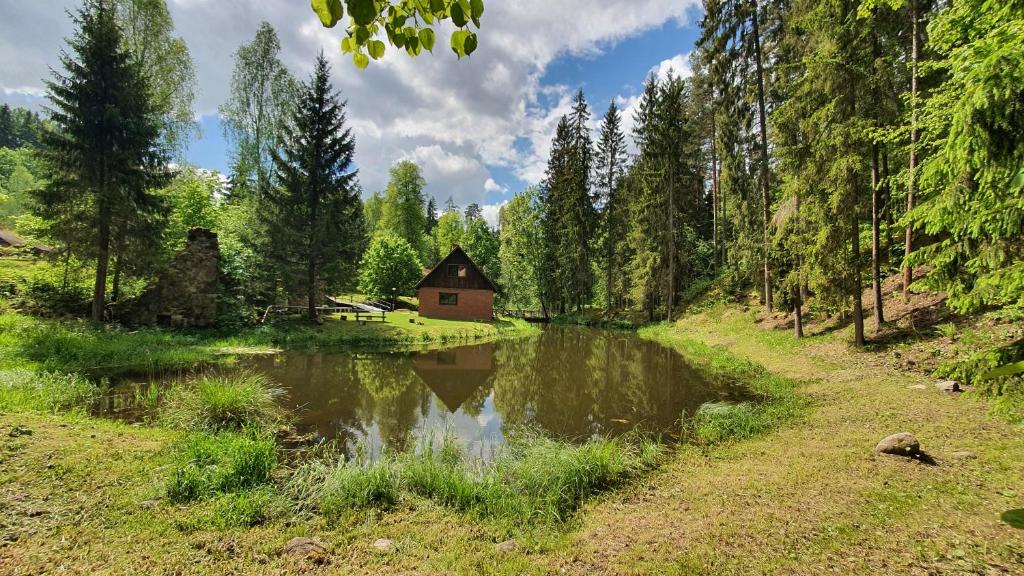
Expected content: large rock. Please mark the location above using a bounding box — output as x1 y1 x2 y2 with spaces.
126 228 220 328
936 380 961 393
285 536 327 557
874 432 921 457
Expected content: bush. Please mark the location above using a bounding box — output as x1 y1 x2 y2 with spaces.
0 369 98 413
162 371 285 434
165 431 277 503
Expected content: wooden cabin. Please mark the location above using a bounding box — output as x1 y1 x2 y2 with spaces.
416 245 496 322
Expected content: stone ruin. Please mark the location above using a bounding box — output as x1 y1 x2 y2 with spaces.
126 227 219 328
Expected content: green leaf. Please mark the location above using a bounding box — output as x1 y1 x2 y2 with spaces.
1011 167 1024 189
340 36 355 53
980 360 1024 380
1002 509 1024 529
418 28 435 52
450 2 468 27
464 31 477 55
405 35 421 56
368 40 386 59
450 29 469 57
353 51 369 69
469 0 484 19
347 0 377 26
311 0 344 27
429 0 445 14
354 25 370 44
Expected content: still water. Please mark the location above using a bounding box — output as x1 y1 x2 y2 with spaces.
100 326 749 456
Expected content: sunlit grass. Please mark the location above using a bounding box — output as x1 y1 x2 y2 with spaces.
161 371 285 434
0 369 99 413
164 430 277 504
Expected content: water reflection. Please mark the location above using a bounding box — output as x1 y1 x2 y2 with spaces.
101 326 749 455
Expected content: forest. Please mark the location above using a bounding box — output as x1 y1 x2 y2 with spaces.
0 0 1022 573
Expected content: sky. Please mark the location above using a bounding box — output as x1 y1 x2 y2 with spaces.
0 0 703 225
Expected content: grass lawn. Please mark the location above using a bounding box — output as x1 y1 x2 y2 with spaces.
0 310 538 376
1 300 1022 574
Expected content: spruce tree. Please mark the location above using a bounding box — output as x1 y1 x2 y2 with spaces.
594 101 628 310
38 0 168 323
268 53 364 321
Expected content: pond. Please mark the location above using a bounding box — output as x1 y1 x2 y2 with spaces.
96 326 750 457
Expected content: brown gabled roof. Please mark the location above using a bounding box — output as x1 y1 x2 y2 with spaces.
0 229 26 247
415 245 498 292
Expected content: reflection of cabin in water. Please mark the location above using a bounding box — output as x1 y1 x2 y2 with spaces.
412 344 494 412
416 245 496 321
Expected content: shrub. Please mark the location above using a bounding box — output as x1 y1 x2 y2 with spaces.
162 371 285 434
165 431 277 503
0 369 98 413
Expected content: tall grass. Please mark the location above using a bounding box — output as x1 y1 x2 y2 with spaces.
165 431 277 503
161 371 285 434
639 323 806 445
294 430 663 528
0 369 99 413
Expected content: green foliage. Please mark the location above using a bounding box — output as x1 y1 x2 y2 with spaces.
461 215 499 283
907 0 1024 313
313 0 485 67
540 90 597 313
161 371 286 434
0 105 44 150
219 22 296 201
358 232 423 298
319 457 401 515
38 0 170 322
163 168 221 251
165 430 277 503
432 209 465 262
113 0 198 155
497 188 543 310
267 54 365 315
377 160 429 259
0 369 99 413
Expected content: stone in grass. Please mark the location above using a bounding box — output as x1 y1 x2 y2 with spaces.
372 538 393 551
285 537 328 558
495 540 518 552
936 380 961 393
874 432 921 457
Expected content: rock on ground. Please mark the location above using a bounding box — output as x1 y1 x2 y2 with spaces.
874 432 921 456
285 537 328 557
372 538 393 551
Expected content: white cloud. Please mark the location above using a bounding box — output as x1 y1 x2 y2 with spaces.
484 178 507 195
651 52 693 82
481 202 507 228
0 0 703 212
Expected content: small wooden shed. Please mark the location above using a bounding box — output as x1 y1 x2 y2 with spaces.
416 245 496 322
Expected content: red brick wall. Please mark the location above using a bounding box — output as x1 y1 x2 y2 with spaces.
418 287 494 321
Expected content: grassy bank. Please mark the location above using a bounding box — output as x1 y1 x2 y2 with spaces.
2 299 1022 574
0 310 539 378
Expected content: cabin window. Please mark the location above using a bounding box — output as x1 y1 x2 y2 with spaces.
439 292 458 306
447 264 467 278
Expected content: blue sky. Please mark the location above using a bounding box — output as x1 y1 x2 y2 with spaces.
1 0 704 223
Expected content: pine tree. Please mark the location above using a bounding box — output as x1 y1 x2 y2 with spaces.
38 0 168 323
594 101 628 310
267 53 364 321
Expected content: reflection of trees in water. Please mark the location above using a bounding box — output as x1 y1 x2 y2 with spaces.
243 352 371 444
355 356 426 453
491 327 734 441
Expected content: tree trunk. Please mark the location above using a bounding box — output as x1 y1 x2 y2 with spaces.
794 192 804 338
903 0 919 299
91 206 111 324
711 114 720 271
882 146 893 261
307 258 318 322
751 1 773 312
852 190 865 347
871 143 885 333
667 164 675 322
